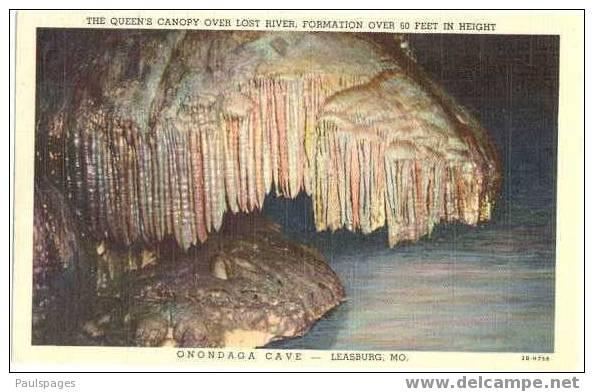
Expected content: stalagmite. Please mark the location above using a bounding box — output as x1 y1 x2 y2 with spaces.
39 30 500 257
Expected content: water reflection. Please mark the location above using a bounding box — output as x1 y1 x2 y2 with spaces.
264 170 555 352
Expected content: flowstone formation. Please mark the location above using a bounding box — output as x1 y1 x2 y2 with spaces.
38 31 500 250
34 30 501 347
79 215 344 348
32 181 344 347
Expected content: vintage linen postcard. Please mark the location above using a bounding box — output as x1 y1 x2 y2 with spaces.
10 10 584 371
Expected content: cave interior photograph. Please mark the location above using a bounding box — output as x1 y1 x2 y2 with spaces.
32 29 558 352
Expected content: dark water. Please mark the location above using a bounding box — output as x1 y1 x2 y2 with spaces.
265 35 558 352
263 170 555 352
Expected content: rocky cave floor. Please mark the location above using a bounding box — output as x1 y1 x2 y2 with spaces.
33 189 345 348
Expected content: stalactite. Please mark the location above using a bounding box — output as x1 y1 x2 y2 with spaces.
311 72 499 246
41 31 500 257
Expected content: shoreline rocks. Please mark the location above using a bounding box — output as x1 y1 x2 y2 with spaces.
79 214 345 348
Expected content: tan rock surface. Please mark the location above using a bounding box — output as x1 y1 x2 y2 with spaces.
80 215 345 348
